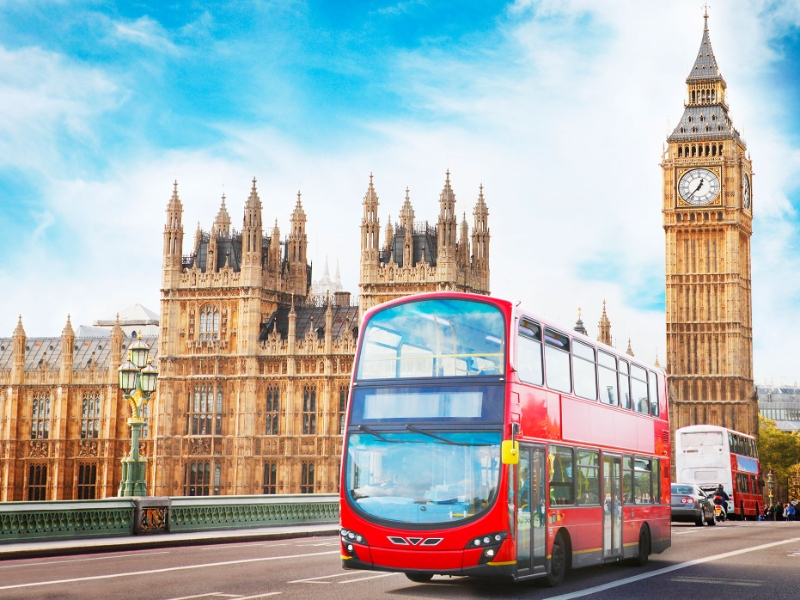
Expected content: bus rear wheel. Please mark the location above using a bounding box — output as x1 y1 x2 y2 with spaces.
543 534 567 588
633 526 650 567
405 572 433 583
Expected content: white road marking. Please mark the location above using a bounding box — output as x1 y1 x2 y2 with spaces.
0 551 171 569
165 593 239 599
543 536 800 600
201 543 267 550
338 572 400 584
671 576 763 587
289 572 361 583
0 550 340 591
296 542 338 547
234 594 281 599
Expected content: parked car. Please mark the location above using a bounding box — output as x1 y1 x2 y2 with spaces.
671 483 715 526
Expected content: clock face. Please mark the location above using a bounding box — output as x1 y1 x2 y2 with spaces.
743 173 751 210
678 168 720 206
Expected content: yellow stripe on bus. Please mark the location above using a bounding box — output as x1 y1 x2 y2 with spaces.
572 547 603 555
487 561 517 566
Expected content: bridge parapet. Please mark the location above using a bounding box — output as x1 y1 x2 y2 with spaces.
0 494 339 544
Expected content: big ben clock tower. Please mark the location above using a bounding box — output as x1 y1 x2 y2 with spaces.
662 11 757 444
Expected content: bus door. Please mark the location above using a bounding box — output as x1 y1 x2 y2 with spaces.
603 453 623 560
516 444 547 576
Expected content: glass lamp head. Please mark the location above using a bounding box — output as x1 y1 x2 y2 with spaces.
129 332 150 369
118 354 139 392
140 359 159 393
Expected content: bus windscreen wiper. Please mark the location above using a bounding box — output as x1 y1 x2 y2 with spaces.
358 424 401 443
405 424 493 446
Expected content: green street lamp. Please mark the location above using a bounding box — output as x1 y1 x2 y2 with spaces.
117 333 158 497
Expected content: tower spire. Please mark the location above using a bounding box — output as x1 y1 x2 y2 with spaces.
574 308 587 336
597 300 612 346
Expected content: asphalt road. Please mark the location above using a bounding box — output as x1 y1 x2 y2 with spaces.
1 521 799 600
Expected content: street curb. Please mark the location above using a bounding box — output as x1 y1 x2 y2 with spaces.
0 527 340 561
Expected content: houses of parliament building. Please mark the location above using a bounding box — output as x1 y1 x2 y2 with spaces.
0 173 491 500
0 13 758 501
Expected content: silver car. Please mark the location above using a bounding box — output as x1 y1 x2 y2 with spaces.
671 483 715 526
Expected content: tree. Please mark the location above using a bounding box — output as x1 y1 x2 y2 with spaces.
757 416 800 490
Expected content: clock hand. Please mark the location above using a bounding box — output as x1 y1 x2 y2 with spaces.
687 179 705 199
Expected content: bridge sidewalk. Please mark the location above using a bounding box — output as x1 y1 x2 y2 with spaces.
0 523 339 560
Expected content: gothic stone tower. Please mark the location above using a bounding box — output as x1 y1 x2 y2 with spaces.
359 171 491 320
662 13 756 441
154 180 358 496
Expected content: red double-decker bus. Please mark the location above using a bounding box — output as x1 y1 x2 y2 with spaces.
339 293 671 586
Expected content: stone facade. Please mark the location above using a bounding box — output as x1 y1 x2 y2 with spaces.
662 14 757 445
0 316 157 501
358 172 490 320
150 173 490 497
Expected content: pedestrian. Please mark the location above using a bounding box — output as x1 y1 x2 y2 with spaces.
766 504 775 521
776 503 785 521
787 503 796 522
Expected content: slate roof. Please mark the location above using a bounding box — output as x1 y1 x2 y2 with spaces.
260 305 359 342
667 104 741 143
687 18 722 81
0 335 158 371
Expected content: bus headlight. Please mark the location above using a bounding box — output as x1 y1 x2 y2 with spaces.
465 531 507 549
341 528 368 546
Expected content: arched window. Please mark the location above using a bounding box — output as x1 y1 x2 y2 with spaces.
265 386 280 435
31 393 51 440
339 385 349 434
199 306 220 341
678 147 683 158
263 462 277 494
184 460 220 496
302 386 317 435
188 385 223 435
28 464 47 500
81 392 101 439
301 462 315 494
77 463 97 499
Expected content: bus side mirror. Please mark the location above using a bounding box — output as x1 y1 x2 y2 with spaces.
502 440 519 465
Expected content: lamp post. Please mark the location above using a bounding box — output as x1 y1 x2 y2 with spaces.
767 470 774 514
117 333 158 497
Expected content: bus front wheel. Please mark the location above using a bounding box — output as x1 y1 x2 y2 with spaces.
405 572 434 583
543 534 567 588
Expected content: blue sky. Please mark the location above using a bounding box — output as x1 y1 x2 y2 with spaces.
1 0 800 383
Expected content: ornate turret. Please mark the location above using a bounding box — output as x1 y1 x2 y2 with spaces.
400 189 416 267
60 315 75 384
11 315 25 385
287 191 308 295
573 308 587 336
458 212 470 267
162 181 184 288
360 174 380 266
215 194 232 234
384 214 394 258
242 178 263 273
626 339 634 357
471 184 490 288
437 170 458 271
597 301 612 346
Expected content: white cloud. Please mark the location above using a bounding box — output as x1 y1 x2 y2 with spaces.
2 0 799 388
112 16 180 54
0 45 120 172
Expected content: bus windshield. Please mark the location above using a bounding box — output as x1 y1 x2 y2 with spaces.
346 431 501 525
356 298 506 380
681 432 724 447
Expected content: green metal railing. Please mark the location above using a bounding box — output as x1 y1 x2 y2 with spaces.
0 499 135 543
0 495 339 544
170 494 339 532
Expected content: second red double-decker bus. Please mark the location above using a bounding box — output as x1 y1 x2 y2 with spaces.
339 292 671 586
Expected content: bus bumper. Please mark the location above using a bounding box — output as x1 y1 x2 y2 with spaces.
342 546 516 579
